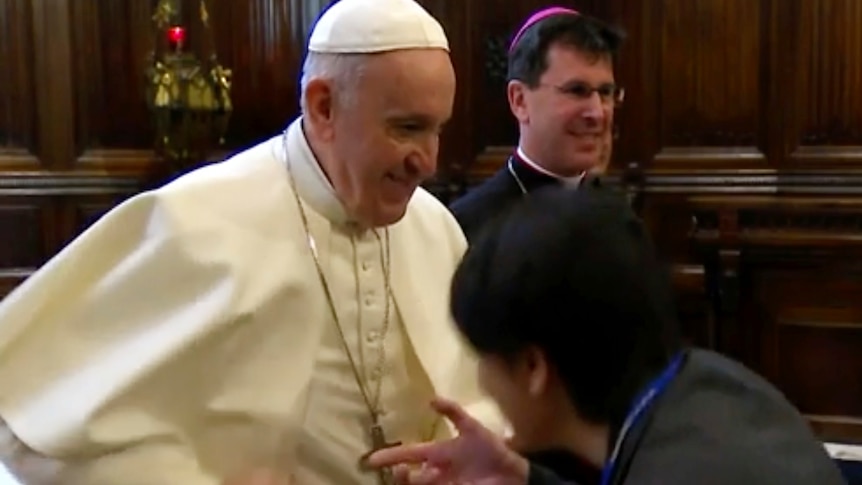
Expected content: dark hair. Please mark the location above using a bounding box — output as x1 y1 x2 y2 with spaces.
507 13 625 87
450 185 680 425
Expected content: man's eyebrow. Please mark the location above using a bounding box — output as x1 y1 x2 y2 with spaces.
561 78 617 87
387 114 453 131
387 114 435 124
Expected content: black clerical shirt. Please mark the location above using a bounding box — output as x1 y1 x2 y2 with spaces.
450 153 595 243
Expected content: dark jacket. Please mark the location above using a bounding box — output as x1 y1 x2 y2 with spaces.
450 154 598 243
527 349 846 485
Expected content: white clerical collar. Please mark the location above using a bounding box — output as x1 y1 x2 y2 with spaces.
516 146 584 187
281 117 351 225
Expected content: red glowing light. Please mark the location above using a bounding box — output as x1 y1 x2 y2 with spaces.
167 26 186 50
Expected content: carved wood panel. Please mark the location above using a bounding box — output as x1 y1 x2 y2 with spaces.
0 195 54 298
755 270 862 441
420 0 471 180
0 0 330 299
0 0 39 170
0 199 48 268
781 0 862 168
688 196 862 442
602 0 774 170
70 0 154 172
653 0 766 166
206 0 321 147
67 0 331 174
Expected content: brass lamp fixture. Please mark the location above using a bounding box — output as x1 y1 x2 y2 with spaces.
145 0 232 171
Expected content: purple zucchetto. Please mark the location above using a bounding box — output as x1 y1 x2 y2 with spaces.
509 7 580 52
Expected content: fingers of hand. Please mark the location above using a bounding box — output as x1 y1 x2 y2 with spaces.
368 442 441 468
393 464 444 485
430 397 480 434
394 464 412 484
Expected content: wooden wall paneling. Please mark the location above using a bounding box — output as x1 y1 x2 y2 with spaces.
601 0 648 172
758 269 862 442
670 263 715 349
58 183 143 246
0 0 149 299
0 0 39 170
690 196 862 441
30 0 75 170
419 0 472 200
0 175 142 299
639 193 717 349
208 0 321 149
617 0 771 171
68 0 328 175
603 0 862 442
608 0 862 180
780 0 862 169
65 0 337 177
1 0 55 299
0 192 56 299
69 0 155 174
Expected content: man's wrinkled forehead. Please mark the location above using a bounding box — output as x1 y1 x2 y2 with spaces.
372 49 455 119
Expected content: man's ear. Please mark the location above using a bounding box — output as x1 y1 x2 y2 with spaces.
303 79 336 141
522 345 550 398
507 80 530 124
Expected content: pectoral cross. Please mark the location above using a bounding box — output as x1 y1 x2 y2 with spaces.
359 421 402 485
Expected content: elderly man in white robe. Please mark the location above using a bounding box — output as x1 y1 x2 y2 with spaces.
0 0 504 483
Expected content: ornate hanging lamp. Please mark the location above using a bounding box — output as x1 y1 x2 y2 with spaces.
145 0 232 172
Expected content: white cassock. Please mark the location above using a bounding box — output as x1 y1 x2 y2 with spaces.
0 117 504 484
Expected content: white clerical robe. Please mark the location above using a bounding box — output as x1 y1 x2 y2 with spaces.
0 117 503 484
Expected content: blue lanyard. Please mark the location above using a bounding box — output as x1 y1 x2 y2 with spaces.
599 352 685 485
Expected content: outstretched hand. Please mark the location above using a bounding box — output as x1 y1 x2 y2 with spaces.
367 397 529 485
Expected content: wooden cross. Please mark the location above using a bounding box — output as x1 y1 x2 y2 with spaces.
359 422 402 485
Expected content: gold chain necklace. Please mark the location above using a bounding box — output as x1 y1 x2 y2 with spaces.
282 132 399 484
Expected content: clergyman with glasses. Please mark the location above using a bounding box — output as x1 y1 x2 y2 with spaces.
450 7 626 243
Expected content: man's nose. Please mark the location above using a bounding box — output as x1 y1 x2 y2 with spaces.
581 93 607 121
405 136 439 179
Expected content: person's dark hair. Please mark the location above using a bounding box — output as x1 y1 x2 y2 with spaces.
507 13 625 88
450 185 680 425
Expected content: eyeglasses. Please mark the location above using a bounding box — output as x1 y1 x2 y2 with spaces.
540 82 625 106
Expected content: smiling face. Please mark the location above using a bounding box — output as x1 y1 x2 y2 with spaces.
509 44 617 176
303 49 455 227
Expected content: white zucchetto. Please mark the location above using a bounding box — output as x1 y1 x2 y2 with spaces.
308 0 449 54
